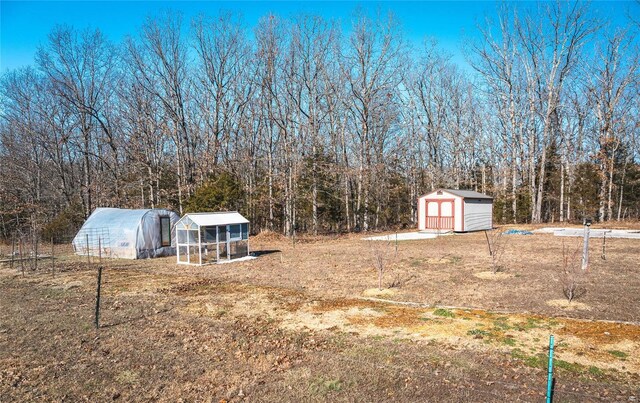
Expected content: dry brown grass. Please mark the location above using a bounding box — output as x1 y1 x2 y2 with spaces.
2 227 640 401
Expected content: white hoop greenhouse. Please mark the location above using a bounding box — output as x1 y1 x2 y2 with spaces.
72 208 180 259
176 212 250 265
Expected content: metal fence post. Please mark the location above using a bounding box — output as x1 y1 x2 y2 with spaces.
581 219 591 270
51 237 55 277
95 266 103 329
86 233 91 267
546 334 555 403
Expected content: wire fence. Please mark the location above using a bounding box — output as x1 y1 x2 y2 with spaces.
73 227 111 258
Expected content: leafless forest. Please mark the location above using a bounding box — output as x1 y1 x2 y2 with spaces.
1 2 639 239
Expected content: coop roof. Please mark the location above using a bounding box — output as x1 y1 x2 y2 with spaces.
421 189 493 200
180 211 249 227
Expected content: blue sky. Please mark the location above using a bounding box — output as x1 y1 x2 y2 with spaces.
1 1 638 72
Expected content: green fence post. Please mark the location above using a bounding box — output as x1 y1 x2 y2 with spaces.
546 334 555 403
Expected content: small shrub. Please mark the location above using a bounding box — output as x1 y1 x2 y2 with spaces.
368 240 395 290
559 241 587 303
184 172 244 213
41 206 84 243
485 229 508 273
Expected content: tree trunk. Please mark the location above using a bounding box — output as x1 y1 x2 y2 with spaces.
559 161 565 222
312 142 318 235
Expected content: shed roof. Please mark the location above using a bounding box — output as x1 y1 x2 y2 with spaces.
180 211 249 227
422 189 493 200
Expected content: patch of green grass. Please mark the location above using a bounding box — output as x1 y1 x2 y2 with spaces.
608 350 628 359
510 349 547 369
588 366 604 376
433 308 455 318
502 337 516 346
493 317 513 331
555 359 582 373
524 354 547 369
511 350 583 373
516 317 542 331
310 379 343 395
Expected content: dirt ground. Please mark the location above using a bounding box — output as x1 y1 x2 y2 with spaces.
1 225 639 402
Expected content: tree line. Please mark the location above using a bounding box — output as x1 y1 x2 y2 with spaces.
1 2 639 239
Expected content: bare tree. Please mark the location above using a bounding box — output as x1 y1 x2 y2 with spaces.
486 229 508 273
2 6 640 240
559 241 586 303
342 10 406 232
369 240 394 290
36 26 120 216
125 12 195 214
584 28 638 221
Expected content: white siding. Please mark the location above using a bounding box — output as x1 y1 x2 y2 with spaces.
463 199 493 231
418 198 426 230
454 197 464 231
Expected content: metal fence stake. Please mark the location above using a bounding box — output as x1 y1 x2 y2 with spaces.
581 219 591 270
95 266 103 329
86 233 90 267
51 237 55 277
546 334 555 403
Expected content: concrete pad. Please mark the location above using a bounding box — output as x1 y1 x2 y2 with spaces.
535 227 640 239
217 255 257 264
362 232 438 241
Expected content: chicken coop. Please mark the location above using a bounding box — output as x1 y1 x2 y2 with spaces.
176 212 250 265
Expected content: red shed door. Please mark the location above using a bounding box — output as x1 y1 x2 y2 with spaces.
424 199 455 230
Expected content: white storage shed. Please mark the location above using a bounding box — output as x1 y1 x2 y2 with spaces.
176 211 250 265
72 208 180 259
417 189 493 232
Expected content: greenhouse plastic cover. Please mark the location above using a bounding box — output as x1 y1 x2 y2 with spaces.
72 208 180 259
